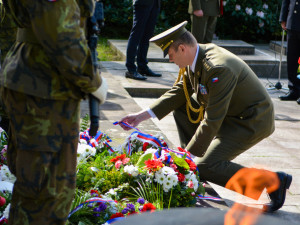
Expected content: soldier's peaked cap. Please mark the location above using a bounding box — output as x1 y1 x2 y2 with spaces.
150 21 188 57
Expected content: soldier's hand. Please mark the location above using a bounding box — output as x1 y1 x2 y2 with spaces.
119 110 151 131
193 10 204 17
281 21 287 31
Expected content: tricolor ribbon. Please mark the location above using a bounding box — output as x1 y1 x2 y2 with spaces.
68 197 114 218
79 130 115 154
106 216 125 224
0 216 7 223
114 121 168 155
197 194 223 201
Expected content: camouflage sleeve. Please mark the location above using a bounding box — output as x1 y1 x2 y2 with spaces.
25 0 101 94
0 2 17 64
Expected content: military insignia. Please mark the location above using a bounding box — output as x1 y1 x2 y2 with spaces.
202 59 212 72
212 77 219 83
199 84 207 95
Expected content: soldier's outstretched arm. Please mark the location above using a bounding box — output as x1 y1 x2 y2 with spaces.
119 110 151 131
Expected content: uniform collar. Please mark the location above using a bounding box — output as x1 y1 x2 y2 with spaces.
190 45 199 73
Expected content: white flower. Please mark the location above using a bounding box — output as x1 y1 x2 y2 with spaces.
107 188 116 196
256 11 264 18
0 165 16 183
235 4 241 11
144 148 157 155
124 165 139 177
245 7 253 15
263 4 268 9
77 143 96 162
259 22 265 28
3 203 10 219
168 174 178 186
163 179 173 192
79 139 87 145
155 171 166 185
223 1 227 6
160 166 176 176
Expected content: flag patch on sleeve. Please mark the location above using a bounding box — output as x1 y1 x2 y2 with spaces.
212 77 219 83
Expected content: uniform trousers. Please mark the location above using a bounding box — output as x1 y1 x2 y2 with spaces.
190 14 217 44
1 88 80 225
173 98 260 187
286 30 300 94
126 0 160 72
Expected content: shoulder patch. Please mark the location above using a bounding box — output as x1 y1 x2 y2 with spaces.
202 58 213 72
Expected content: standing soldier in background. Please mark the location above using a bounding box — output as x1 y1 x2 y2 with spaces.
188 0 221 43
0 0 17 132
278 0 300 104
0 0 107 225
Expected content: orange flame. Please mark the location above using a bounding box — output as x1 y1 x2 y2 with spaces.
224 168 280 225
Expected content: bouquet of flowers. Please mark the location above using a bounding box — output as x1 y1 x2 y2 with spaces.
70 121 205 224
0 128 13 225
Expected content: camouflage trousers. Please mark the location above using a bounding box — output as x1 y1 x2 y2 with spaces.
1 88 80 225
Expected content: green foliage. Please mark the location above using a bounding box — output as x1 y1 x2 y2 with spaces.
80 114 90 132
130 179 164 210
76 150 142 196
101 0 281 42
216 0 282 42
170 152 189 170
135 152 153 169
0 191 11 213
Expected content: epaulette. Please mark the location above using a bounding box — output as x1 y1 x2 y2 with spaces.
202 58 214 72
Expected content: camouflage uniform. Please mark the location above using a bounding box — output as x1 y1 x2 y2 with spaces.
0 0 17 65
0 1 17 132
0 0 102 224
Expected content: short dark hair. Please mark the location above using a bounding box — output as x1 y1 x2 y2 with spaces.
171 31 197 52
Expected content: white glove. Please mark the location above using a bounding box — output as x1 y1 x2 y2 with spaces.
92 77 108 104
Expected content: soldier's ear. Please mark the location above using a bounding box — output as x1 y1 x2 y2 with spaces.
178 44 185 53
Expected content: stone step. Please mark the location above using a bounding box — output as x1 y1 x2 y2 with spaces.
108 39 287 79
269 40 287 55
212 40 255 55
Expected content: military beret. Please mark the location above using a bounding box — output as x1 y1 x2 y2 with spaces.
150 21 188 57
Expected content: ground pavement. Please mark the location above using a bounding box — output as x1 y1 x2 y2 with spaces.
80 41 300 224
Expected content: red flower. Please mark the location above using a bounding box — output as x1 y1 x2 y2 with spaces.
90 189 100 197
141 203 156 213
170 163 177 171
128 211 138 216
0 218 8 225
110 212 124 219
0 196 6 207
122 157 130 165
142 142 149 151
186 159 197 171
177 172 185 182
144 159 164 172
115 160 122 169
110 154 126 163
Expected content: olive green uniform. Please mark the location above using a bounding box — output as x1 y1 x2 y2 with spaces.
0 0 101 224
188 0 220 43
150 44 274 186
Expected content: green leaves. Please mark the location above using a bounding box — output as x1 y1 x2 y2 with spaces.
170 152 189 170
135 153 153 169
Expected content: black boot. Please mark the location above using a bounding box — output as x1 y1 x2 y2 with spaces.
263 171 292 212
138 68 162 77
278 91 299 101
125 71 147 80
